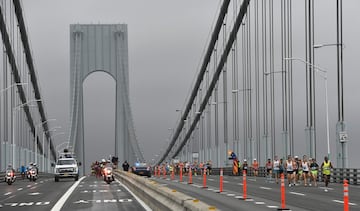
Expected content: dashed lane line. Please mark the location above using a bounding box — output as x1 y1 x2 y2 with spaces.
260 186 272 190
289 191 305 196
333 200 357 206
4 192 11 196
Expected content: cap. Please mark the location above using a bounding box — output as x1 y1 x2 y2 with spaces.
294 156 299 159
253 158 257 160
243 159 247 162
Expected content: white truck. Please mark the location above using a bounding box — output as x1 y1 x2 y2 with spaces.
54 153 79 182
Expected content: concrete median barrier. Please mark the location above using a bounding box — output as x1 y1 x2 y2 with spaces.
114 170 219 211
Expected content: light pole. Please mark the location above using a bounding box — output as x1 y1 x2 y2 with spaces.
313 43 343 49
0 83 27 170
35 118 56 165
231 89 252 159
264 70 289 160
284 57 330 160
55 140 69 156
43 126 61 172
12 99 40 169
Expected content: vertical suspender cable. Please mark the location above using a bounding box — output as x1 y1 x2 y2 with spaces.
254 0 260 164
269 0 275 158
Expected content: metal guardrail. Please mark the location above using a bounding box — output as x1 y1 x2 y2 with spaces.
210 167 359 185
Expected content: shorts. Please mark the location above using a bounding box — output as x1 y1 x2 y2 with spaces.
311 170 318 176
287 171 293 175
302 171 309 175
273 169 279 174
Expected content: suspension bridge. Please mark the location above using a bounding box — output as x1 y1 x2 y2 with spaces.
0 0 358 210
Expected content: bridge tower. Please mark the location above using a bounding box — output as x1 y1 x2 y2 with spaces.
69 24 142 174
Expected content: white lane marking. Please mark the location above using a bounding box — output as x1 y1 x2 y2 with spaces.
333 200 357 206
267 205 279 208
235 196 243 199
237 183 243 186
208 179 214 181
255 202 265 205
17 188 23 191
192 184 202 188
319 187 334 190
116 179 152 211
208 188 214 191
227 193 235 197
50 176 86 211
223 180 229 183
260 186 272 190
28 192 41 196
27 185 32 188
248 178 256 182
289 192 305 196
4 192 12 196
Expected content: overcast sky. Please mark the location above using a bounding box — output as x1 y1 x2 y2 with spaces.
21 0 360 169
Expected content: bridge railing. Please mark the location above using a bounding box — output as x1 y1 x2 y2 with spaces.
210 167 359 185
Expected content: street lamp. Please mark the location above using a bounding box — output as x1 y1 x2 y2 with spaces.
284 57 330 159
35 118 56 164
12 99 41 169
43 126 61 172
55 140 69 156
0 83 28 169
313 43 343 49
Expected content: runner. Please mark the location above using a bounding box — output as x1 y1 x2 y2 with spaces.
321 156 333 192
293 156 300 185
309 158 319 187
285 155 294 187
272 156 280 184
265 158 273 183
285 155 295 187
302 155 310 186
252 158 259 179
242 159 248 175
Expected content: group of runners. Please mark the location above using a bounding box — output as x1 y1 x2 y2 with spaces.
156 160 213 176
247 155 333 192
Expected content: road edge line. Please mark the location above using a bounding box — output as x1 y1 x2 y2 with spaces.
116 178 152 211
50 176 86 211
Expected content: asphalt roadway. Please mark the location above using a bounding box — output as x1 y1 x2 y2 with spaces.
0 175 150 211
151 174 360 211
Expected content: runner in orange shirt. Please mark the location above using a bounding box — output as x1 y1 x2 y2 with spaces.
252 158 259 179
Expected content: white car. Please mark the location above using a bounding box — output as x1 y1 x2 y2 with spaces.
54 157 79 182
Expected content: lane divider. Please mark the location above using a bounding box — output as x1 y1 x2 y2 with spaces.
50 176 86 211
202 167 207 188
219 168 223 193
278 173 290 210
344 179 349 211
188 167 193 184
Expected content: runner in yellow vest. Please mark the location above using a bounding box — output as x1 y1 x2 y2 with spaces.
321 156 333 192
